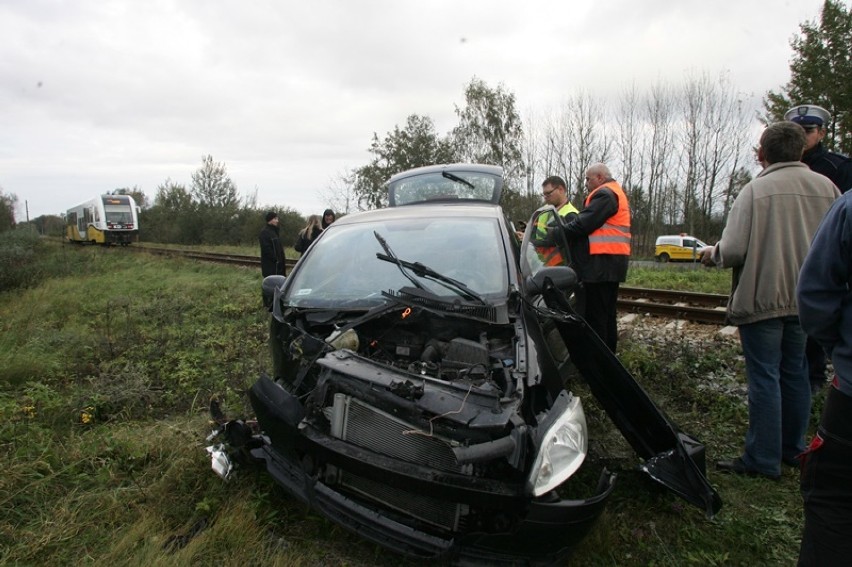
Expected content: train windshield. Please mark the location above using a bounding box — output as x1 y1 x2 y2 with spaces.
102 197 134 225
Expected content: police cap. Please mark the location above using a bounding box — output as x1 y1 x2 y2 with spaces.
784 104 831 128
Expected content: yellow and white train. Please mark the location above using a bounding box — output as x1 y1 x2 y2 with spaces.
65 193 140 245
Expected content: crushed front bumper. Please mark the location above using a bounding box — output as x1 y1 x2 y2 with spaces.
247 375 617 564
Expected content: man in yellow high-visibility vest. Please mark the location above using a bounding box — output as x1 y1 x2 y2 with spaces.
534 176 579 267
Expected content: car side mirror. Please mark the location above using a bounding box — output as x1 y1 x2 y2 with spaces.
262 275 287 311
524 266 578 296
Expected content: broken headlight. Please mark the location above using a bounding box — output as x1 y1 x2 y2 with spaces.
527 394 587 496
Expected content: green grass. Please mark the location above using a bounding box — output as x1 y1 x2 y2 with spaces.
0 240 808 566
135 240 298 260
627 264 733 294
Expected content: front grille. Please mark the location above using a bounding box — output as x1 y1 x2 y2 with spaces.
340 470 463 531
329 394 462 473
328 394 466 530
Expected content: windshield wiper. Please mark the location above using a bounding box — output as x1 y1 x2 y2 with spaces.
373 232 487 305
442 171 475 189
373 231 427 292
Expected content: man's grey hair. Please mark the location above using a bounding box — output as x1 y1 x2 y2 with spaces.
586 162 612 179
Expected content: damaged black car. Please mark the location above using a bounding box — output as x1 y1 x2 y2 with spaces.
207 164 721 565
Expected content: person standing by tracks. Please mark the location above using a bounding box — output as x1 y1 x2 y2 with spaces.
294 215 323 256
785 104 852 394
700 122 839 480
259 211 286 277
556 164 631 353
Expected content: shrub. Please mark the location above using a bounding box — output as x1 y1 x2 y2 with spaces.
0 229 46 292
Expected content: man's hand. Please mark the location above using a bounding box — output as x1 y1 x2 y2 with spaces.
699 246 716 267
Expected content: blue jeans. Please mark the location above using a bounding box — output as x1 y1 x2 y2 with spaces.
738 316 810 476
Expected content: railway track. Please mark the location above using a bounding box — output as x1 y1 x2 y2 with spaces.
124 244 730 325
618 287 728 325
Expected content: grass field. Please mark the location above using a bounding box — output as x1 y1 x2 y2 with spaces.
0 234 809 566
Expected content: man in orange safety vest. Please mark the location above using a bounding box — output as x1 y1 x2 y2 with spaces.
557 163 631 352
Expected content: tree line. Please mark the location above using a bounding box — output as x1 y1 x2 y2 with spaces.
346 1 849 254
6 1 849 257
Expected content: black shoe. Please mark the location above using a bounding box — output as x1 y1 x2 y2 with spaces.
716 457 780 480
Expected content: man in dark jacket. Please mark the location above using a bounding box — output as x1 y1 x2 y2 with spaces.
796 189 852 566
558 163 631 352
785 104 852 194
786 104 851 392
259 211 286 277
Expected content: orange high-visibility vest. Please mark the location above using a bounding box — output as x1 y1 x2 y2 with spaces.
585 181 631 255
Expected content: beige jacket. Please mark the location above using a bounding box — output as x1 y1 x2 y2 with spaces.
708 161 839 326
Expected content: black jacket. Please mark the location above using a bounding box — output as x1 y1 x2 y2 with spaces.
294 226 322 254
259 224 286 277
563 187 629 283
803 143 852 193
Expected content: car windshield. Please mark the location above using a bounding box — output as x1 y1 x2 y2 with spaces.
285 216 509 308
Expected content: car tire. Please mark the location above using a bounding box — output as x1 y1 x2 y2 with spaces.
659 253 670 263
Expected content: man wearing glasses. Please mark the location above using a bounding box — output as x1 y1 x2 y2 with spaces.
785 104 852 394
534 176 579 267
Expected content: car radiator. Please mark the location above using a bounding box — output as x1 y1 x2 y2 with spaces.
329 393 467 530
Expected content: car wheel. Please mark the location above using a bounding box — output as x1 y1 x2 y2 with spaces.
659 253 670 263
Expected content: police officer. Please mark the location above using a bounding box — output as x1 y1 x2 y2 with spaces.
785 104 852 193
786 104 850 393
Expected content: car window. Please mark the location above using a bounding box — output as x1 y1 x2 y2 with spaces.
390 171 500 205
285 216 508 308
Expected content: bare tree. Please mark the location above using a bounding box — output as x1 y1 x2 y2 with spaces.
541 106 571 190
615 83 643 193
520 107 543 197
644 82 677 236
676 73 755 237
321 171 358 215
562 91 611 196
678 74 708 234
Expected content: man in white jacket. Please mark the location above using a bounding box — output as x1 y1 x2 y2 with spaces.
700 121 839 479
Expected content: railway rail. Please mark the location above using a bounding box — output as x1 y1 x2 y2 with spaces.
120 244 730 325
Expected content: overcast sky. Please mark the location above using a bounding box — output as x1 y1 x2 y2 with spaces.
1 0 828 222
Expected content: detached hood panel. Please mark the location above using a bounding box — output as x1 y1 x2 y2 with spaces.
540 284 722 517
